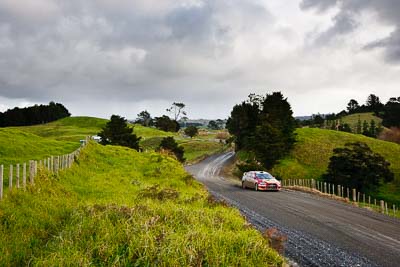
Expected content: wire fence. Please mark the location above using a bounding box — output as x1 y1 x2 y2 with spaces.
0 137 89 201
283 179 398 218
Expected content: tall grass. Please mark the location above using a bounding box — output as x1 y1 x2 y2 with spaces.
0 143 283 266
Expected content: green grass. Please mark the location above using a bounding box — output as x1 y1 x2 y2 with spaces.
271 128 400 204
0 128 79 167
341 112 382 131
180 139 227 163
0 143 283 266
12 116 108 142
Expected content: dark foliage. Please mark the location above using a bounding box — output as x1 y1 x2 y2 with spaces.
208 120 220 130
0 101 70 127
135 110 153 127
382 97 400 128
154 116 180 132
158 137 185 162
227 92 296 169
98 115 141 151
323 142 394 193
184 126 198 138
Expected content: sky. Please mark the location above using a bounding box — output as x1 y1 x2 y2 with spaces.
0 0 399 119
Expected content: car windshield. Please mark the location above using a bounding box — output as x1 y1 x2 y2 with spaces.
255 173 273 180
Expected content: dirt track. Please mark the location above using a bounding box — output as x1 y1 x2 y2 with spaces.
185 152 400 267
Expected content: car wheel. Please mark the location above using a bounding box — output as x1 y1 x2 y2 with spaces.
255 184 258 191
242 181 246 189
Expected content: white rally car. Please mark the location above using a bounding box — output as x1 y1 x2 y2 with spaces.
241 171 281 191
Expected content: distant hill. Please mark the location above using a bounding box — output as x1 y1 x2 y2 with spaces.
341 112 383 131
271 127 400 204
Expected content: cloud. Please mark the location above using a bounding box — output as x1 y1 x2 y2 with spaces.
0 0 399 119
301 0 400 63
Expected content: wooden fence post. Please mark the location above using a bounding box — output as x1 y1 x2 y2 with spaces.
347 188 350 199
385 202 388 215
0 165 3 200
34 161 38 178
324 182 327 194
357 192 360 203
352 189 356 202
16 163 20 188
380 200 384 213
328 183 330 195
9 165 13 190
368 196 371 207
23 163 26 189
29 161 34 185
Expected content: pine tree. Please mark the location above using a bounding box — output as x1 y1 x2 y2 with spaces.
369 119 376 137
362 120 369 136
356 116 362 134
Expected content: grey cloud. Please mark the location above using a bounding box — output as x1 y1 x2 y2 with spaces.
302 0 400 63
300 0 338 12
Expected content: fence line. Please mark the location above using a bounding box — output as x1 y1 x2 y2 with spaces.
282 179 397 218
0 137 89 201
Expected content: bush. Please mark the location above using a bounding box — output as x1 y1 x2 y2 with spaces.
158 137 185 162
323 142 394 193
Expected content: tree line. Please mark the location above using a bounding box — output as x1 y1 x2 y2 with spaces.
0 102 70 127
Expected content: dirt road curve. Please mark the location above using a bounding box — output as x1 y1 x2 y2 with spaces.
185 152 400 267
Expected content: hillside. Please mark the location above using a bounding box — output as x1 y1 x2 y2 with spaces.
12 116 108 142
0 143 282 266
0 128 79 167
341 112 382 131
271 128 400 204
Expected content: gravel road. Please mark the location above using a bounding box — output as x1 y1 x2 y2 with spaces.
185 152 400 267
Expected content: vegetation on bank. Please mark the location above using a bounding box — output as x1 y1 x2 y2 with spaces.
0 143 283 266
270 128 400 204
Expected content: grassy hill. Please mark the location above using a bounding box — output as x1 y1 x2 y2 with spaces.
0 128 79 167
341 112 383 131
12 116 108 142
0 143 282 266
271 128 400 204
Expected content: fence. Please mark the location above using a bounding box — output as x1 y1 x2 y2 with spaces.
282 179 398 217
0 137 89 201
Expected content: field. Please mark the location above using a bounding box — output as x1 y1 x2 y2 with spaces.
0 142 283 266
271 127 400 204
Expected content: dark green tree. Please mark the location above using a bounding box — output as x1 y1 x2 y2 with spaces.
184 126 198 138
313 114 324 128
382 97 400 128
158 137 185 162
323 142 394 193
369 119 377 137
347 99 360 113
154 116 180 132
362 120 369 136
339 123 352 133
136 110 152 126
356 116 362 134
208 120 220 130
98 115 141 150
366 94 384 115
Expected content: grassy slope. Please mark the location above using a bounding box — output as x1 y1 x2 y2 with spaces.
12 116 108 142
341 112 382 131
0 143 282 266
11 116 225 164
0 128 79 167
272 128 400 203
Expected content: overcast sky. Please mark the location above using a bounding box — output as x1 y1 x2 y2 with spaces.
0 0 399 119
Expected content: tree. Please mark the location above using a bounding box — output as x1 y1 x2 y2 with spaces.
208 120 220 130
312 114 324 128
184 126 198 138
362 120 369 136
338 123 352 133
136 110 152 126
322 142 394 193
366 94 384 115
166 102 187 121
98 115 141 150
356 116 362 134
369 119 377 137
382 97 400 128
154 116 180 132
347 99 360 113
158 137 185 162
